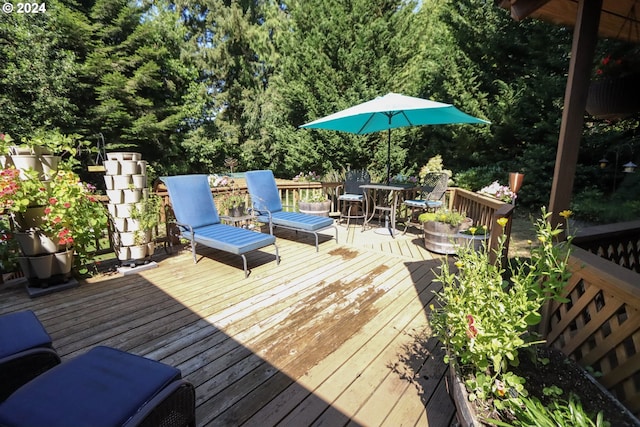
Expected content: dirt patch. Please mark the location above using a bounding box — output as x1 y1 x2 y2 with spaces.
506 346 639 426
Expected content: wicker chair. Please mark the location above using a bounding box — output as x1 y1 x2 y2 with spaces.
0 310 61 402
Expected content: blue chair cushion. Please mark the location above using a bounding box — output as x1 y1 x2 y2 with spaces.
244 170 284 213
0 346 181 427
0 310 52 359
255 211 334 232
192 223 276 254
338 194 364 202
404 199 443 209
161 175 220 229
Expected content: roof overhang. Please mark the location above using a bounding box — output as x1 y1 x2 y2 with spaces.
498 0 640 43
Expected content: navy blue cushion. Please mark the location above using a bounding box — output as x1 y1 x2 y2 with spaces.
0 346 181 427
0 311 52 360
193 223 276 254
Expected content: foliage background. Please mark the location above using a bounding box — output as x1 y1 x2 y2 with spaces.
1 0 638 221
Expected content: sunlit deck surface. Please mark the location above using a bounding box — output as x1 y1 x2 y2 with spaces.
1 223 457 426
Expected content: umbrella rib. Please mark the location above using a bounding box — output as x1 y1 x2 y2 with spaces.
399 111 414 126
356 114 377 134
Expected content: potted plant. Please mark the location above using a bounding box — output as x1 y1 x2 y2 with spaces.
0 167 50 231
479 181 517 204
418 208 472 254
429 209 625 425
39 169 108 273
298 189 331 217
0 218 19 278
457 225 489 251
129 194 161 259
209 174 247 217
219 192 246 217
389 173 419 187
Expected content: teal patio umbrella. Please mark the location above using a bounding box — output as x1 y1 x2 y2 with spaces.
300 92 490 183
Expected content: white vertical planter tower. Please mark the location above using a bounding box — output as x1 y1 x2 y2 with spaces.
104 152 150 261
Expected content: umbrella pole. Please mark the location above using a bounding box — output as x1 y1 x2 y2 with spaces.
386 128 391 184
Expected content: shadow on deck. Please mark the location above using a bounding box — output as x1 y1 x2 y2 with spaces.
0 226 456 426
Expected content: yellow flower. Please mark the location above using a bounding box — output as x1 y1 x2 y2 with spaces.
455 261 463 268
559 210 573 219
468 227 477 235
496 217 508 228
538 236 546 243
429 304 435 311
527 239 533 245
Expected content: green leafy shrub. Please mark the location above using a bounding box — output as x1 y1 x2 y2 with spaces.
430 209 573 411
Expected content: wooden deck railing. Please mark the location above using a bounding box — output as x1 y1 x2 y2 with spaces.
447 188 515 264
572 220 640 273
540 244 640 418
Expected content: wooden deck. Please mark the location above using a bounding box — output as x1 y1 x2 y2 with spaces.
0 223 456 426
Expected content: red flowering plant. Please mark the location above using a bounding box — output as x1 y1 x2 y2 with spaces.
594 46 640 79
0 167 49 218
40 170 108 269
429 208 574 420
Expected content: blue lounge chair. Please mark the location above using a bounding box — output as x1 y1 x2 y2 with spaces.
161 174 279 278
0 310 61 402
0 345 195 427
245 170 338 251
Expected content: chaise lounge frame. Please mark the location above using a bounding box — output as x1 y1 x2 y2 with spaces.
245 170 338 252
161 175 279 278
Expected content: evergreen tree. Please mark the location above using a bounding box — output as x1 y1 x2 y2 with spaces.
0 0 92 138
252 0 423 179
85 0 197 176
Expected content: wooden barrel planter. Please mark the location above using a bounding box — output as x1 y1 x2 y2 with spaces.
586 74 640 120
298 200 331 217
423 218 472 254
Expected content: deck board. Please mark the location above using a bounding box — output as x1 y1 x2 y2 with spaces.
0 224 455 426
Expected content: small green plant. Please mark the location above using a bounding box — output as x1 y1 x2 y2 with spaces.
0 133 13 155
418 208 467 227
21 128 89 157
460 225 488 236
218 192 246 212
299 189 328 203
131 194 161 244
492 394 610 427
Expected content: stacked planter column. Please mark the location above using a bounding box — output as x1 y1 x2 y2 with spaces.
103 152 150 262
9 149 74 286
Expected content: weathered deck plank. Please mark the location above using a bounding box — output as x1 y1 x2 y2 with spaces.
0 225 453 426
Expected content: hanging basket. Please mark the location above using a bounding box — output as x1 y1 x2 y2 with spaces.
586 74 640 119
